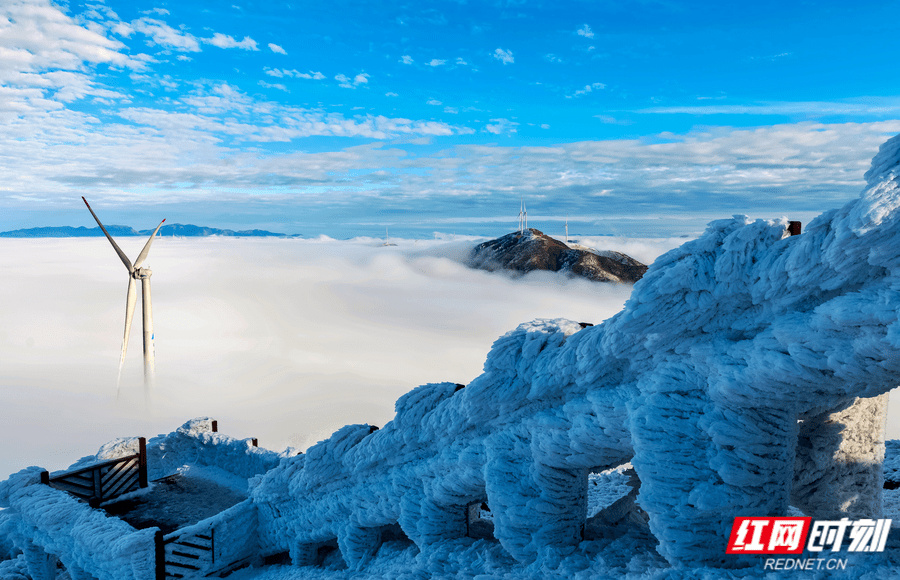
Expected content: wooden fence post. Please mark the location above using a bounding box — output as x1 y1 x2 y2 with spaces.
155 529 165 580
251 438 258 447
211 420 217 433
138 437 148 488
40 471 49 485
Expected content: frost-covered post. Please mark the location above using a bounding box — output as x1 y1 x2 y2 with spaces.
139 436 148 489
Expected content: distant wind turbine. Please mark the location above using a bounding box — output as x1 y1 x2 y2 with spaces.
82 197 165 396
518 199 528 233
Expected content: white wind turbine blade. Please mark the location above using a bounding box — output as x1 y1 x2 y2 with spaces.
133 219 166 270
82 197 133 273
117 276 137 388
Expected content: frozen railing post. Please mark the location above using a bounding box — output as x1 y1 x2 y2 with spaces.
154 530 165 580
788 220 801 235
139 436 148 488
211 420 218 432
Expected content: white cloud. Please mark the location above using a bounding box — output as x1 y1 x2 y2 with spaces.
485 118 519 134
636 99 900 117
110 21 135 38
572 82 606 97
492 48 514 65
577 24 594 39
427 59 446 67
385 92 399 97
541 124 550 129
258 80 288 91
594 115 633 126
268 43 287 55
203 33 259 51
400 55 414 64
427 99 442 106
132 17 201 52
455 57 467 66
265 68 325 80
545 54 563 63
444 107 458 114
0 0 148 115
176 55 192 62
336 73 369 89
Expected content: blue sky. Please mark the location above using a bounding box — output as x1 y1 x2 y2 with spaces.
3 0 900 237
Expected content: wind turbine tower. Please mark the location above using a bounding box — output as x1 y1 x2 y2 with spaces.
82 198 165 397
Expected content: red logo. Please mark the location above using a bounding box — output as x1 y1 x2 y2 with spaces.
727 517 811 554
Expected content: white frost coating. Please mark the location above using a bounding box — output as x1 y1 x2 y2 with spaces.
0 468 156 580
253 135 900 569
62 417 280 485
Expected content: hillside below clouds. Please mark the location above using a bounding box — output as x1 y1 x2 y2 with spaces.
0 224 298 238
470 228 648 283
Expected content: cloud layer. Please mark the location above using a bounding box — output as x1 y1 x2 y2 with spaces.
0 236 648 476
3 236 899 479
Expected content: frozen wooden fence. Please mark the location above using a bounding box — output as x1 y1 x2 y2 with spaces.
40 437 148 507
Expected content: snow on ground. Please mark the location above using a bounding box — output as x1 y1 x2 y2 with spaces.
102 473 247 534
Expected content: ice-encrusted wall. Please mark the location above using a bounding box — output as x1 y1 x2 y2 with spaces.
252 134 900 568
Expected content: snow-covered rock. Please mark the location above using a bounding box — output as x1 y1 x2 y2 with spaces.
469 228 648 283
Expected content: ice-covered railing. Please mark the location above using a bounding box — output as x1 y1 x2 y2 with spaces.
0 467 156 580
253 133 900 568
160 498 257 578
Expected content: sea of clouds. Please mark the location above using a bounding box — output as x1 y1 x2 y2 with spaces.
1 233 897 480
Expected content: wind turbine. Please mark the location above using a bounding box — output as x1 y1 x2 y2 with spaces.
82 197 165 395
517 200 524 233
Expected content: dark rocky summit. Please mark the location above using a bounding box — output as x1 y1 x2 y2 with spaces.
469 228 647 284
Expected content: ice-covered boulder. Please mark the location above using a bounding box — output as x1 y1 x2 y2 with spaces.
253 133 900 568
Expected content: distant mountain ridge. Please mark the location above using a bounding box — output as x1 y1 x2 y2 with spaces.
469 228 648 284
0 224 300 238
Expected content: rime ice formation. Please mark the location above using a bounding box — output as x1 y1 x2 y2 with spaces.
252 134 900 569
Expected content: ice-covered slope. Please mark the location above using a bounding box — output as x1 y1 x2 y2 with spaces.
250 133 900 570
